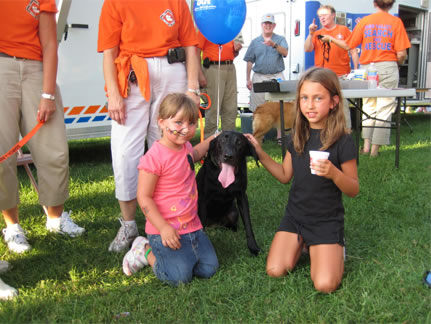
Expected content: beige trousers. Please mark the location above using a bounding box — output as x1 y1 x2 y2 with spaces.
250 72 285 112
0 57 69 210
361 61 399 145
202 63 238 138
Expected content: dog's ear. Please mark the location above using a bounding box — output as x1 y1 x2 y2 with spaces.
246 140 260 167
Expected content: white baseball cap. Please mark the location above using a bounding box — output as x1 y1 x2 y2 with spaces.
262 13 275 24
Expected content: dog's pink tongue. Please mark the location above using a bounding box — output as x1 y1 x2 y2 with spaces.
218 163 235 188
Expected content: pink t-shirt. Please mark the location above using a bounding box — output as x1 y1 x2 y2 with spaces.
138 141 203 235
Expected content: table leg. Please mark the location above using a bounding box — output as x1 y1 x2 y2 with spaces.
395 97 401 169
355 98 362 165
279 100 286 157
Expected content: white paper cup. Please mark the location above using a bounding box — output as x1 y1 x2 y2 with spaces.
309 150 330 174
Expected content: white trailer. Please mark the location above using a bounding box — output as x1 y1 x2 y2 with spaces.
236 0 431 107
56 0 109 140
54 0 430 139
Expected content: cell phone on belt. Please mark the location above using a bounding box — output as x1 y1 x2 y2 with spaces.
167 47 186 64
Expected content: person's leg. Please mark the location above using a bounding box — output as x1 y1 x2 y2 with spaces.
109 83 150 251
249 73 267 112
369 62 399 157
220 65 238 132
309 244 344 293
149 234 196 286
266 231 303 277
203 65 219 138
20 60 84 236
192 229 219 279
0 57 21 215
343 98 351 130
361 96 377 153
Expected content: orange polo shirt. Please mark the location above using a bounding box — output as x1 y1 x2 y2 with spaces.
312 25 352 76
0 0 57 61
197 31 235 61
346 11 410 65
98 0 198 99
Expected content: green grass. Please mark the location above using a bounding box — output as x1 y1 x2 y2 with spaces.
1 115 430 323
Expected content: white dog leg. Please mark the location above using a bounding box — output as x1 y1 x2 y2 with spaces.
0 278 18 300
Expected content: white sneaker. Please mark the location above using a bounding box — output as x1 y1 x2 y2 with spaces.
122 236 150 276
0 278 17 300
2 224 31 254
108 218 138 252
0 261 11 274
46 211 85 237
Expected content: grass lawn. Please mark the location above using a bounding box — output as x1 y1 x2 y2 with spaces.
1 114 430 323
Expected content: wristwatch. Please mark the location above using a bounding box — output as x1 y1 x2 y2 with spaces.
187 88 200 96
41 93 55 101
273 43 278 49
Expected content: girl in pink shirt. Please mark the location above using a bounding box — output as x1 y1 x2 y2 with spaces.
122 93 218 285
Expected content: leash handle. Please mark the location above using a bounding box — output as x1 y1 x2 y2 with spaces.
199 93 211 143
0 120 45 163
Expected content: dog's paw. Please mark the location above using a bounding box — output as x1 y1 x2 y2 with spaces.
248 243 261 256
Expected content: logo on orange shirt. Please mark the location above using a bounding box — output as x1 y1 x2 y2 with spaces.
160 9 175 27
26 0 40 19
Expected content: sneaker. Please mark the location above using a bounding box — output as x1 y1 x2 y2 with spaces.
108 218 138 252
122 236 150 276
2 224 31 253
0 278 18 300
46 211 85 237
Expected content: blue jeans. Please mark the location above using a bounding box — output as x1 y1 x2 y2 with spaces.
148 229 219 286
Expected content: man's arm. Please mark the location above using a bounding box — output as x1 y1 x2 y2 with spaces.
304 18 317 52
350 48 359 70
184 45 200 105
103 46 126 125
246 61 253 90
397 49 407 66
38 12 58 122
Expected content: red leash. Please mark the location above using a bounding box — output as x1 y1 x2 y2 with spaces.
199 93 211 143
0 120 45 163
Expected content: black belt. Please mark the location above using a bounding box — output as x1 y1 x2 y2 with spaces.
0 52 26 60
209 60 233 65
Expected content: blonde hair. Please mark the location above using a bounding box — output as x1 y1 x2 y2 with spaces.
158 93 199 123
292 67 348 154
317 5 336 15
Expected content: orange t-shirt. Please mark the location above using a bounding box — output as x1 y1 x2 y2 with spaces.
0 0 57 61
346 11 411 65
197 31 235 61
312 25 352 76
97 0 198 99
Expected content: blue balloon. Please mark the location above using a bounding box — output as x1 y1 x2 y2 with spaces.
194 0 247 45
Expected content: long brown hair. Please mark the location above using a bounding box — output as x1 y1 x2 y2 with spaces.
292 67 348 154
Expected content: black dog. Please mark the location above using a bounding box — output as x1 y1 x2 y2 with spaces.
196 131 261 256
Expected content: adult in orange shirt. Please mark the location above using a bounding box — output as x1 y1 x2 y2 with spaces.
197 31 242 138
324 0 410 157
304 5 359 129
97 0 201 252
0 0 85 257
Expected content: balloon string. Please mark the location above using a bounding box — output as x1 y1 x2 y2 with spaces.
216 45 222 133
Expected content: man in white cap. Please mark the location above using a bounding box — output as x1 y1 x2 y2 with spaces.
244 14 288 113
